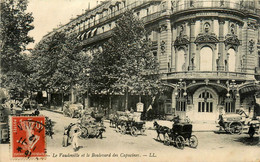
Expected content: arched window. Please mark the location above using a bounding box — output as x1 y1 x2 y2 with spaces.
176 49 185 71
227 48 236 72
176 89 186 112
198 91 213 113
200 47 213 71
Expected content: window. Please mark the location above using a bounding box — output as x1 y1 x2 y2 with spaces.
176 89 186 112
200 47 213 71
227 48 236 72
198 91 213 113
225 96 235 113
176 49 185 71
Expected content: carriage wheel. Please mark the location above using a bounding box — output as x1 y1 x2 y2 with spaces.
121 125 126 135
80 127 89 138
189 135 198 148
229 122 243 135
131 126 138 137
164 133 171 146
175 135 185 149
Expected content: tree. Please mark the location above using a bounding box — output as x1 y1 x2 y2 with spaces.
89 10 163 110
1 0 34 72
0 0 34 96
31 31 89 108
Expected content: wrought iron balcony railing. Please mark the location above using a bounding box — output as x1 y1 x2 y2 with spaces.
170 0 260 15
162 71 256 81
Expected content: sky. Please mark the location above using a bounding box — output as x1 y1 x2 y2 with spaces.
27 0 100 48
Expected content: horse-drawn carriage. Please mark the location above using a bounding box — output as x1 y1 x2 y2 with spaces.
111 111 146 136
62 111 106 147
164 123 198 149
153 121 198 149
218 109 260 137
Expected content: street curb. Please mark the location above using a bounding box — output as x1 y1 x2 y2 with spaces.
40 112 218 132
41 107 63 115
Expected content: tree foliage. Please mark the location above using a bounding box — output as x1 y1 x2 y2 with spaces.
0 0 34 95
0 0 34 73
31 32 89 95
89 10 163 97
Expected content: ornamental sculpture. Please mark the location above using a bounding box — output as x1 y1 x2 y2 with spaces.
248 39 255 53
160 40 166 54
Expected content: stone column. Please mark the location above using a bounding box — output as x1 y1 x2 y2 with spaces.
189 19 196 71
218 19 225 71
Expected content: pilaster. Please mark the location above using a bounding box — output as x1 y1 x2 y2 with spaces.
189 20 196 70
159 19 172 73
217 19 225 71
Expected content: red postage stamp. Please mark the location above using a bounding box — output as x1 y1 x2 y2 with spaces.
10 116 46 159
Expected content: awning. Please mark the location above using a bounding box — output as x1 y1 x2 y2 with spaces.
240 85 260 94
91 28 97 37
80 32 87 40
87 30 92 38
76 34 81 40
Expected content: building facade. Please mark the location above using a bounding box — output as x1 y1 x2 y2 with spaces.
43 0 260 122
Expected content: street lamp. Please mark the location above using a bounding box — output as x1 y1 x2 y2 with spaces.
226 80 239 98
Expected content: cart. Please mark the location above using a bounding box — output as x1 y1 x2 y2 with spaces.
120 120 146 137
164 123 198 149
218 109 260 136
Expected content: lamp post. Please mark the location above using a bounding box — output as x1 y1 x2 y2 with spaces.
226 80 239 98
175 79 187 97
174 79 187 116
226 80 239 112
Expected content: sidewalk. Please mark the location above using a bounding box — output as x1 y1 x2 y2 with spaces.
41 106 63 114
42 108 218 132
144 120 219 132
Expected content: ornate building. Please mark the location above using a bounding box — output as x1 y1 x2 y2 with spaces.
43 0 260 122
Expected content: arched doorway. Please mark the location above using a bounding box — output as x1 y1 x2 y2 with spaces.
200 47 213 71
193 87 218 121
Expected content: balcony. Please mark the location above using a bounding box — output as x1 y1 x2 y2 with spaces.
142 11 161 24
171 0 260 15
81 30 113 46
161 71 256 81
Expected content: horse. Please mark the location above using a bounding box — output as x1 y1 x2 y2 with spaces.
153 121 170 141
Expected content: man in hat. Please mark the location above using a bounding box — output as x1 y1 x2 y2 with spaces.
71 128 81 151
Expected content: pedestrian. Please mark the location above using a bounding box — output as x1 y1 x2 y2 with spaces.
72 128 81 151
62 127 69 147
10 103 14 114
34 108 40 116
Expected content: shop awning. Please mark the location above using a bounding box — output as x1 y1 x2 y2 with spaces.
240 85 260 94
91 28 97 37
87 30 92 38
80 32 87 40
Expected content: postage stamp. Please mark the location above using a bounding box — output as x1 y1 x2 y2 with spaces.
10 116 46 159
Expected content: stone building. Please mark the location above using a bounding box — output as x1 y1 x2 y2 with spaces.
43 0 260 122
